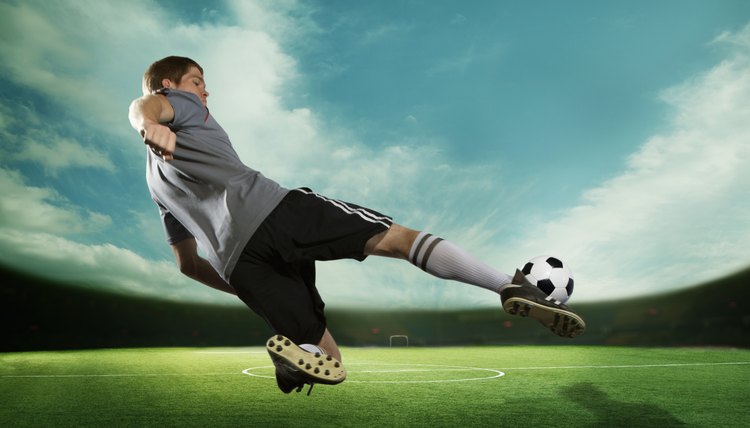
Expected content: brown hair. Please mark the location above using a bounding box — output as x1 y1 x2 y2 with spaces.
142 56 204 95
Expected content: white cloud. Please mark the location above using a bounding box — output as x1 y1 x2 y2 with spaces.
711 22 750 48
0 1 123 133
0 166 235 304
15 135 115 174
497 23 750 303
0 168 111 234
0 228 236 304
0 98 115 174
175 3 509 224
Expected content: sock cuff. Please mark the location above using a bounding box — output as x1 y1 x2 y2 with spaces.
409 232 444 271
300 344 326 354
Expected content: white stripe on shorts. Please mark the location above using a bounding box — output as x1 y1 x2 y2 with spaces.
296 188 392 228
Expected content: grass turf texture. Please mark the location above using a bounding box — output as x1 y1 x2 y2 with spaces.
1 346 748 427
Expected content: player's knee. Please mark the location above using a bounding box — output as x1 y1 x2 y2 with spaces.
369 224 418 259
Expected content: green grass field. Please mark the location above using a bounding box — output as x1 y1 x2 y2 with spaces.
1 346 748 427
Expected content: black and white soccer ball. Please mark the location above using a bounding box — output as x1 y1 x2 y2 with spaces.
521 255 574 304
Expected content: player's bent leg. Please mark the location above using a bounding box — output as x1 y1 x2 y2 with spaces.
267 334 346 395
501 269 586 338
317 328 342 362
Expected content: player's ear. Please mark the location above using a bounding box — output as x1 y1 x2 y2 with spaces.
161 78 173 89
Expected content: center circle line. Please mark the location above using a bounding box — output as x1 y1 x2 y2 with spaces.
241 363 505 384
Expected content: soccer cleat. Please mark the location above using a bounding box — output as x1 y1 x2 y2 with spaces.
500 269 586 338
274 360 309 394
266 335 346 395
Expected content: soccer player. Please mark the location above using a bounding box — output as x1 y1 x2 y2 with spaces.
128 56 586 395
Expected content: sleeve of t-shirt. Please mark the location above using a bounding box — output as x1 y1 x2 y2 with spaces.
158 88 208 130
162 211 193 245
154 199 194 245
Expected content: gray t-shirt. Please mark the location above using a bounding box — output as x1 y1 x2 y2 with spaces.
146 89 288 281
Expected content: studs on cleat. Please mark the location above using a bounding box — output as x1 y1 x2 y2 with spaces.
519 304 530 317
502 295 584 339
267 334 348 390
509 301 530 317
508 302 519 315
553 313 561 326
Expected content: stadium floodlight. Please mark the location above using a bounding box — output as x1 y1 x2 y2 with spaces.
389 335 409 347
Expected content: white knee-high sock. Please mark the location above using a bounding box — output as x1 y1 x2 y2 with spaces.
408 232 512 293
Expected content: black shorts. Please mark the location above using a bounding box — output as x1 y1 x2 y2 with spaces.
229 188 392 345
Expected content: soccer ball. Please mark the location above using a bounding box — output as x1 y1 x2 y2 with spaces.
521 255 574 304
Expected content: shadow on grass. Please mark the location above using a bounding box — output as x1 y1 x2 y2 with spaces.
562 382 685 427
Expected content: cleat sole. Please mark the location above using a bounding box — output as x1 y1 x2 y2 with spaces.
266 335 346 385
503 297 586 338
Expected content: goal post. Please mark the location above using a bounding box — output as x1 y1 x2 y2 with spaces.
389 335 409 347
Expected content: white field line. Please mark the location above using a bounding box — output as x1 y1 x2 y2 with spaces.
354 368 483 373
0 373 241 378
241 364 506 384
501 361 750 370
2 361 748 379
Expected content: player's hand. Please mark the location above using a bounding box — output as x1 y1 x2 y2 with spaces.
141 123 176 161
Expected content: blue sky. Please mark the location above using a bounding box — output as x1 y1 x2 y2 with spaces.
1 0 749 309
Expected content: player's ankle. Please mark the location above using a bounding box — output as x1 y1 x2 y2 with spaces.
496 282 515 294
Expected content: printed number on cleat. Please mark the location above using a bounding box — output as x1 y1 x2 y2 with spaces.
503 298 586 338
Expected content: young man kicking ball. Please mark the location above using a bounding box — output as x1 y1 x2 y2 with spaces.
128 56 585 395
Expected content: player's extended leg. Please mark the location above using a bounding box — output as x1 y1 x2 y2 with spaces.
364 224 586 338
364 224 513 293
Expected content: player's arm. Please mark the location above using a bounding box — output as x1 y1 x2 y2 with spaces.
171 238 237 296
128 94 177 161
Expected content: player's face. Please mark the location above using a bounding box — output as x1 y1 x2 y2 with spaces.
173 66 209 107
